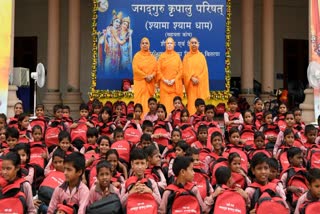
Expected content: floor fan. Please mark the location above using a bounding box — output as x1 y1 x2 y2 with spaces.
31 63 46 117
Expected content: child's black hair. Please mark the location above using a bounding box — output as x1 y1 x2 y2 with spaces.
79 103 89 111
285 111 294 117
180 109 190 120
134 103 143 113
62 105 71 112
267 157 279 170
253 97 262 104
97 135 111 145
72 138 85 151
287 147 302 161
195 98 205 107
58 130 71 142
106 149 119 160
173 96 182 103
18 113 29 129
197 125 208 135
130 148 147 161
215 166 231 185
205 104 215 113
53 104 63 114
140 133 152 142
141 120 153 131
14 143 30 163
172 156 193 177
148 97 157 104
227 96 238 104
113 128 124 138
263 111 273 120
86 127 99 138
229 127 240 137
64 152 85 175
189 147 200 156
283 128 294 138
52 148 66 160
307 168 320 184
243 109 254 119
176 140 190 152
0 113 7 123
211 131 223 142
254 131 265 140
6 127 19 139
144 144 158 157
3 152 22 178
31 125 43 134
171 128 182 137
250 152 269 170
36 104 45 110
99 106 112 122
305 124 317 135
228 152 241 165
96 160 112 175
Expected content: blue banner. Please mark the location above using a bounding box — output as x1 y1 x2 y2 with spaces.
95 0 227 91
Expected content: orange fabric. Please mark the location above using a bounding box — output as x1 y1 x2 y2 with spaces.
157 50 183 113
132 49 157 117
183 50 210 114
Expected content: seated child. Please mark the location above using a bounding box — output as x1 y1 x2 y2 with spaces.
47 152 89 214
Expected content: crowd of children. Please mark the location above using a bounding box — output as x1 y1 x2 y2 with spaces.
0 96 320 214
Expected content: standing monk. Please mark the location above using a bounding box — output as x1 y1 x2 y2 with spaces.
132 37 157 117
158 37 183 113
183 37 210 114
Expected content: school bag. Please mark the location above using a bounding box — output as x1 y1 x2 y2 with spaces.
240 125 255 148
124 122 142 145
171 109 182 127
299 199 320 214
307 145 320 169
284 167 309 206
127 101 135 115
0 178 27 214
70 118 88 143
56 201 78 214
86 193 122 214
153 120 170 152
193 167 211 200
180 123 197 145
18 129 31 144
38 171 65 205
225 146 249 173
210 158 228 187
8 117 18 129
30 117 47 138
110 140 131 165
45 120 65 151
125 177 158 214
166 182 201 214
29 141 47 169
278 148 290 172
250 182 289 214
213 186 247 214
215 103 226 116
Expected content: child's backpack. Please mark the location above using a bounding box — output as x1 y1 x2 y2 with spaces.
191 113 204 127
231 172 247 189
240 125 255 148
193 167 211 200
210 158 228 187
226 111 241 131
299 200 320 214
180 124 197 145
284 167 309 206
225 146 249 173
124 122 142 145
110 140 131 165
255 112 263 129
215 103 226 116
8 117 18 129
86 193 122 214
56 202 78 214
127 101 135 115
213 186 247 214
307 146 320 169
105 101 113 110
98 121 114 137
171 109 182 127
125 177 158 214
19 129 31 144
250 182 289 214
38 171 65 205
153 121 170 151
278 148 290 172
90 113 99 126
29 141 47 169
70 118 88 143
166 182 201 214
30 117 47 138
0 178 27 214
45 120 65 151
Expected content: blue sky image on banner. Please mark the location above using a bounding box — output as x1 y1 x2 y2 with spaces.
95 0 226 91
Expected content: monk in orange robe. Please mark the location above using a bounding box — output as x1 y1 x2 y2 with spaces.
183 37 210 114
158 37 183 113
132 37 157 117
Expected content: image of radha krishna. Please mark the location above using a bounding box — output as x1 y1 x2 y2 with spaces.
97 10 133 77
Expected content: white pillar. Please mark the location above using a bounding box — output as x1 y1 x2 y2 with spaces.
42 0 62 113
240 0 255 104
63 0 83 118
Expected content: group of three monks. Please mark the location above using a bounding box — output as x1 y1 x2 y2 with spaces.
132 37 210 115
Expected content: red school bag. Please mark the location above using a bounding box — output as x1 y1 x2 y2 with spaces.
127 101 135 115
193 167 211 200
153 120 170 149
250 182 289 214
307 145 320 169
110 140 131 164
213 185 247 214
30 117 47 138
45 120 65 149
166 182 201 214
171 109 182 128
299 200 320 214
70 118 88 143
278 148 290 172
124 122 142 145
125 177 158 214
29 141 47 168
38 171 65 205
0 178 28 214
180 123 197 145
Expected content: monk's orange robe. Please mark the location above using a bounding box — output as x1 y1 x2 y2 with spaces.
183 50 210 114
133 50 157 117
158 50 183 113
